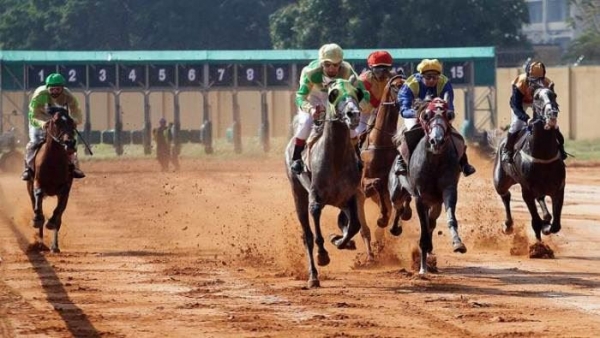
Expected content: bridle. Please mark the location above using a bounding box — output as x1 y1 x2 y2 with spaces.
532 87 559 130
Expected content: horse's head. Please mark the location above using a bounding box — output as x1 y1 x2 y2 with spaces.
45 106 77 153
419 98 451 154
326 78 362 129
532 87 559 130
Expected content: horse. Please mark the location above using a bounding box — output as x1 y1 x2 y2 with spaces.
388 98 467 274
27 106 77 253
360 75 408 231
493 86 565 242
285 78 366 288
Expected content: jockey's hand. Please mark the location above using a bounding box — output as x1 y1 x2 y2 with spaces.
527 117 534 125
311 105 325 119
446 110 455 121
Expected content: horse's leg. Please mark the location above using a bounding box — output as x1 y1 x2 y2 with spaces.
401 196 412 221
537 196 552 223
330 195 361 250
544 187 564 235
309 194 330 268
522 189 544 241
443 185 467 254
356 191 373 261
32 187 45 229
292 184 321 288
415 197 431 274
47 191 71 253
494 153 515 234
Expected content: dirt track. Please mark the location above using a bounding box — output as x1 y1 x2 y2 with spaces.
1 153 600 337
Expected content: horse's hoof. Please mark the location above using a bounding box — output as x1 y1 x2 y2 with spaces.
45 222 57 230
377 217 388 228
503 223 514 235
344 240 357 250
390 226 403 237
453 242 467 254
542 225 552 236
51 248 61 254
317 252 330 266
32 220 43 229
543 214 552 223
551 225 561 234
307 279 320 288
401 207 412 221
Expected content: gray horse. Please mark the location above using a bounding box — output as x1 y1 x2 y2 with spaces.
389 98 467 274
285 78 367 288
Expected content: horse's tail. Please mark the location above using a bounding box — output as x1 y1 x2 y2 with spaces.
484 128 507 155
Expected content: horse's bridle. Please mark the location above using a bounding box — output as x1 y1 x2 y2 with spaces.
45 115 76 151
420 109 451 152
323 96 360 129
532 87 559 130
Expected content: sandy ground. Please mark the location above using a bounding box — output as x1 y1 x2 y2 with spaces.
1 151 600 338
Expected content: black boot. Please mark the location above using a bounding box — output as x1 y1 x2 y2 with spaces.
355 143 363 172
459 152 476 177
21 167 32 181
394 156 407 175
555 129 567 160
290 143 305 174
501 132 518 164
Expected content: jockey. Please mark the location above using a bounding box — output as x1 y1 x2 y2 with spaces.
21 73 85 180
502 60 567 163
357 50 398 135
393 58 476 177
290 43 370 175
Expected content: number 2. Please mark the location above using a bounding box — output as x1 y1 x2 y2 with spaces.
68 69 77 82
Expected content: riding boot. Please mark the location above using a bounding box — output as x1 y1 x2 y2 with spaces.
21 143 37 181
459 152 476 177
394 156 407 176
351 137 364 172
501 132 519 164
555 128 568 160
69 152 86 179
290 140 306 175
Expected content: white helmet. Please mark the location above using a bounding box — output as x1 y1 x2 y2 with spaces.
318 43 343 63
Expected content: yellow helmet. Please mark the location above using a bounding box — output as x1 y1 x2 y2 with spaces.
526 61 546 78
417 59 442 74
319 43 344 63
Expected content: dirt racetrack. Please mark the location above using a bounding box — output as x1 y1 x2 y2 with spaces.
1 151 600 337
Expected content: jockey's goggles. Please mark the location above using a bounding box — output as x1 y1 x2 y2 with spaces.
48 86 63 94
323 61 341 68
423 73 440 81
372 66 392 75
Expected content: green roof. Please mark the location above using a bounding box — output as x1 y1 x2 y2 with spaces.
0 47 495 63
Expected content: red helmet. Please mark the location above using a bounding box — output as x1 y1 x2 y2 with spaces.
367 51 393 67
426 98 448 114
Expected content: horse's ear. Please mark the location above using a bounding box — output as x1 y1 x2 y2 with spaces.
355 88 364 103
328 88 340 104
349 74 358 87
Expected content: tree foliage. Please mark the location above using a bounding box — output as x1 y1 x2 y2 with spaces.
565 0 600 61
0 0 529 51
270 0 530 49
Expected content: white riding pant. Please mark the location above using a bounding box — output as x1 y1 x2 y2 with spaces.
508 105 531 134
355 110 372 135
294 109 359 140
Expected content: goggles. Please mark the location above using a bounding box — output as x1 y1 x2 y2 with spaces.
323 61 341 68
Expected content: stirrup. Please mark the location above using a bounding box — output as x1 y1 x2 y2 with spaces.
501 149 514 163
291 159 304 174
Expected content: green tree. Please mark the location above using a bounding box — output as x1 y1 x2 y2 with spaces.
565 0 600 61
270 0 530 49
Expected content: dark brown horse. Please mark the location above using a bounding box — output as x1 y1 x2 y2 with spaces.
360 75 406 230
389 98 467 274
493 87 565 242
27 106 76 253
285 79 365 288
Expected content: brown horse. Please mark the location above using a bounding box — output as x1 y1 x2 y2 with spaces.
27 106 76 253
360 75 407 230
